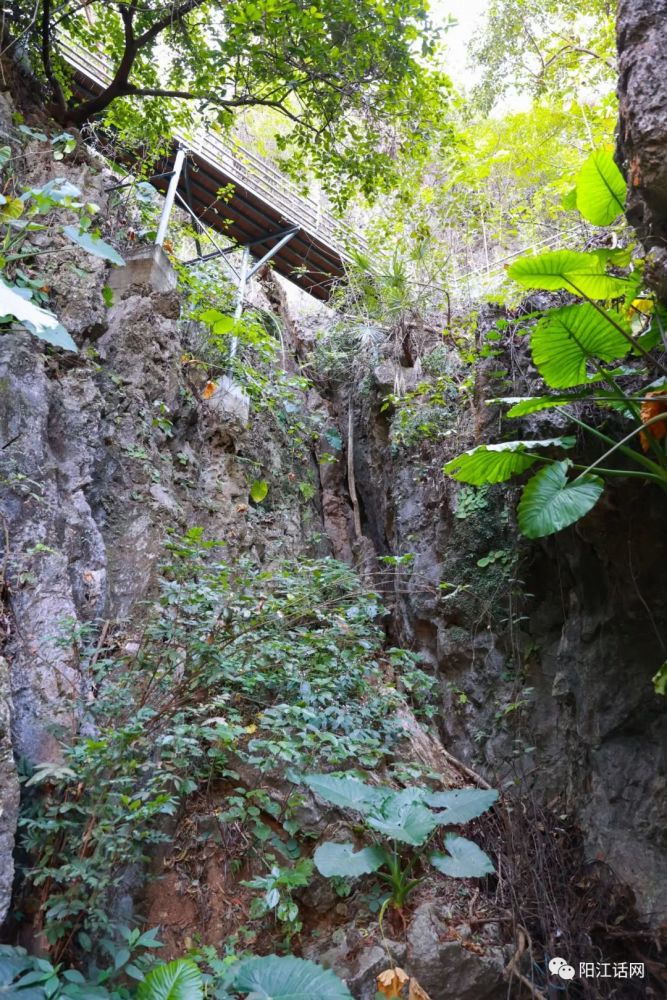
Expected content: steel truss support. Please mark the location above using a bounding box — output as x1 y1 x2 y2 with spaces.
117 145 299 360
229 226 298 359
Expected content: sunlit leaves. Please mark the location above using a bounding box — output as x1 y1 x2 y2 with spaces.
517 461 603 538
507 249 631 299
531 303 631 388
17 0 451 205
249 479 269 503
443 438 575 486
576 150 626 226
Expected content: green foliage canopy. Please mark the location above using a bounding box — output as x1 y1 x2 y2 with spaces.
8 0 451 203
470 0 616 112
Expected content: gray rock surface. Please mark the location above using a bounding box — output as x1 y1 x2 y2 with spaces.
349 350 667 923
306 903 507 1000
0 155 324 922
406 902 506 1000
0 656 20 923
617 0 667 248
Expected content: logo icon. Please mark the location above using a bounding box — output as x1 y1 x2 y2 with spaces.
549 957 576 981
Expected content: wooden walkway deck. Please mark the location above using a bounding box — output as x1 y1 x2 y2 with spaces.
61 38 359 300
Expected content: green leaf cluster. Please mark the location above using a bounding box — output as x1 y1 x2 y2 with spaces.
302 773 497 908
0 947 352 1000
0 139 124 352
20 541 436 946
12 0 452 205
445 150 667 540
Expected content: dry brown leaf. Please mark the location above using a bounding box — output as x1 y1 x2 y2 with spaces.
408 979 434 1000
640 390 667 451
377 967 409 998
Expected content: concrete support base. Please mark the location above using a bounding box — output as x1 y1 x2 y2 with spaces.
108 246 177 294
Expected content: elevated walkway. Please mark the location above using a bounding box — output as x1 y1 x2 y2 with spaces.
61 38 361 300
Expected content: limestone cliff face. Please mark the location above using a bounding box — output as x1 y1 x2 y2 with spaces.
345 342 667 925
0 143 321 921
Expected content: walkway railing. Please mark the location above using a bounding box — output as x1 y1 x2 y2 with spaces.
59 36 360 258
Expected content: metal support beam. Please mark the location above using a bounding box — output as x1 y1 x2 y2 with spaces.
182 225 300 264
247 226 298 279
227 227 297 363
229 245 250 361
156 147 185 247
182 157 202 258
173 188 239 278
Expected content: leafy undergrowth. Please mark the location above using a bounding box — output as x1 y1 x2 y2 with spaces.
15 530 442 967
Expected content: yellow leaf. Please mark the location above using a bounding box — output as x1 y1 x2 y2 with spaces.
631 298 654 315
377 967 409 998
0 196 24 222
245 723 257 734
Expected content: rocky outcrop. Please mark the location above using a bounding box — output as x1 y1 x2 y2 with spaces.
0 656 19 922
0 245 321 925
348 354 667 924
617 0 667 294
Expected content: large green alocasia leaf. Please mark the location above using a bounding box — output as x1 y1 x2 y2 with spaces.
365 788 437 846
302 774 383 813
137 959 203 1000
507 249 630 299
313 842 386 877
531 303 631 388
422 788 498 824
430 836 496 878
444 437 575 486
233 955 353 1000
575 150 627 226
0 278 78 352
494 395 589 418
517 461 604 539
63 225 125 266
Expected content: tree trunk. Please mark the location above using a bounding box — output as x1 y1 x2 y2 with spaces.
617 0 667 296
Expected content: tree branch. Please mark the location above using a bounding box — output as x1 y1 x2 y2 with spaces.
542 43 615 73
134 0 208 48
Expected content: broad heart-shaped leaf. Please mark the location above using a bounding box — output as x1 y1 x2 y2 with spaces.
0 278 77 352
532 303 631 388
576 150 627 226
137 958 203 1000
0 946 32 987
517 461 604 539
302 773 383 813
313 841 386 877
430 836 495 878
494 395 589 418
366 789 437 846
443 437 575 486
507 249 630 299
63 225 125 266
233 955 353 1000
423 788 498 824
22 320 78 352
